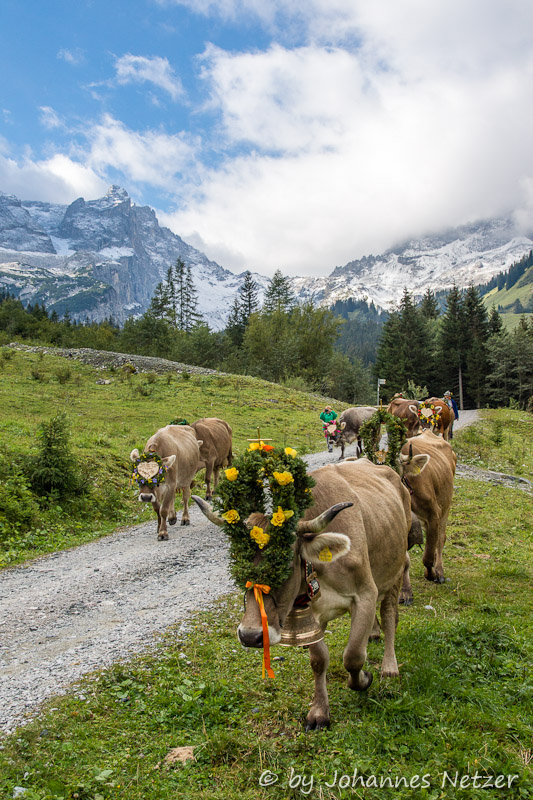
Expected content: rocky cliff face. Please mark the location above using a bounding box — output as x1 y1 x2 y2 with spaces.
0 186 267 328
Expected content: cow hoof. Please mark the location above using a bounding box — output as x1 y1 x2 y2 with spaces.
305 713 330 732
399 592 414 606
434 574 446 584
348 670 373 691
157 533 169 541
180 519 190 526
168 516 177 526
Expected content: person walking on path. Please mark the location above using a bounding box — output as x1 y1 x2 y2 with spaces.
443 391 459 438
320 405 338 452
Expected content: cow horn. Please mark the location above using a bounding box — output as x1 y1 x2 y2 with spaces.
296 502 353 535
191 495 224 526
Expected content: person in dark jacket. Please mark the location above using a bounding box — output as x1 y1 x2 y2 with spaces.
320 405 338 452
443 391 459 438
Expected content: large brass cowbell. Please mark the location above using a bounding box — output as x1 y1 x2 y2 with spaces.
279 606 324 647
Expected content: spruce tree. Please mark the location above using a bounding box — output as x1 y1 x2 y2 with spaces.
436 284 466 405
419 288 439 319
488 305 504 336
263 269 295 314
238 270 259 322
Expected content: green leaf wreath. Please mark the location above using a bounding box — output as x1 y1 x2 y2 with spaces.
213 445 315 590
359 409 407 472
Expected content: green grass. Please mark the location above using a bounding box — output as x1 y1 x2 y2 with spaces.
453 409 533 479
0 348 345 567
0 413 531 799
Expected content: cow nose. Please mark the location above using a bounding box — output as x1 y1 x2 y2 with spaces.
238 628 263 648
139 494 153 503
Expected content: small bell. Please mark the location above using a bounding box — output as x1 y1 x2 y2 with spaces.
279 605 324 647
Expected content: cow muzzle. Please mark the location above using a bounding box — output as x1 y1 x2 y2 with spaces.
237 624 281 648
139 493 156 503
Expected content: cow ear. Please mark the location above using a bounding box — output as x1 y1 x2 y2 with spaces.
299 532 351 564
196 439 203 447
130 448 140 462
402 453 430 478
340 421 346 429
408 404 419 414
162 454 176 468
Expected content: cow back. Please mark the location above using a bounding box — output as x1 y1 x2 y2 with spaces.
338 406 376 436
191 417 233 466
401 431 456 519
145 424 200 485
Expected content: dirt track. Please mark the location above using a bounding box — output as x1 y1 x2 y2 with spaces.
4 407 526 736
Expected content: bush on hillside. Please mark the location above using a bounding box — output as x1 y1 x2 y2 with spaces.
24 412 87 499
0 459 40 543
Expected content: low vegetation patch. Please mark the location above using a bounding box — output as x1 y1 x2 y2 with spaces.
0 412 531 799
453 409 533 478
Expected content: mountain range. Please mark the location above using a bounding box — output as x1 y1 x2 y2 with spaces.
1 186 532 327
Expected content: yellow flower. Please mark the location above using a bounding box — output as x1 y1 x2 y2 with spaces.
248 442 260 451
250 525 270 549
270 506 295 527
222 509 240 524
284 447 297 457
273 470 294 486
224 467 239 481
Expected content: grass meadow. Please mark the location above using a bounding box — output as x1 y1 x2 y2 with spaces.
0 347 343 566
0 351 531 799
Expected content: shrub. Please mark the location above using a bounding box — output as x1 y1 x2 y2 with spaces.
0 460 40 543
181 370 191 381
30 368 48 382
55 366 72 384
24 412 85 498
146 372 157 384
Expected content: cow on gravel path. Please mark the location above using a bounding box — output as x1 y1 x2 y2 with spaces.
334 406 376 459
387 395 421 437
398 430 457 586
130 425 202 540
420 398 454 440
193 458 422 730
191 417 233 500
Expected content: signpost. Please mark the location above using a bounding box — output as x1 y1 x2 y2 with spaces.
377 378 386 405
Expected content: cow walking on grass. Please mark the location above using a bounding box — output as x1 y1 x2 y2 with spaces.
399 430 457 585
191 417 233 500
130 425 202 540
194 458 423 730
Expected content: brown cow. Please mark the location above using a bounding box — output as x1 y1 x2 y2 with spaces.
387 396 421 437
130 425 202 539
334 406 376 459
419 398 453 440
193 458 420 730
399 430 457 584
191 417 233 500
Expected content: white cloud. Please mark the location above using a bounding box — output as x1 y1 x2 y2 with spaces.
39 106 63 130
57 48 85 66
85 114 198 187
113 54 184 101
158 2 533 276
0 151 107 204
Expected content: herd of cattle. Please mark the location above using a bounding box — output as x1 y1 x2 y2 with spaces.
130 399 458 730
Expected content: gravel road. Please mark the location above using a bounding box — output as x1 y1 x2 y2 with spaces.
0 408 485 735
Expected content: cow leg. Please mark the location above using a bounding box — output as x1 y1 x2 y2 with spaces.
423 517 445 583
212 465 221 491
157 503 169 541
204 462 214 501
369 616 381 641
399 553 414 605
181 484 191 526
344 586 377 691
432 514 449 584
380 582 401 677
151 499 167 540
339 440 345 460
305 638 330 731
357 435 362 458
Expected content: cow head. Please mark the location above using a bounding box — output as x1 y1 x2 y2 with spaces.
130 449 176 503
398 444 430 482
333 420 350 446
192 495 352 647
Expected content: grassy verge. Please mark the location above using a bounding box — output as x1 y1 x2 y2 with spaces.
0 417 531 798
0 347 343 567
453 409 533 479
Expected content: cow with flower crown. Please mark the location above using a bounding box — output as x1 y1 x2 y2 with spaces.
193 439 423 730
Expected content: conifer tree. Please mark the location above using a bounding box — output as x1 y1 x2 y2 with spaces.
488 305 504 336
238 270 260 321
263 269 295 313
436 284 466 405
419 288 439 319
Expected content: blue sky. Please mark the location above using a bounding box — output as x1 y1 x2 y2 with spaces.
2 1 533 277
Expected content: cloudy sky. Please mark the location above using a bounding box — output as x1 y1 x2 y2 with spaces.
1 0 533 277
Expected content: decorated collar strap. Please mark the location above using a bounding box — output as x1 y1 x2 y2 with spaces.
359 409 407 472
246 582 275 679
293 560 321 608
131 452 170 487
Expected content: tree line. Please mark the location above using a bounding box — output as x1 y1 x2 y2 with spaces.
375 285 533 409
1 258 532 409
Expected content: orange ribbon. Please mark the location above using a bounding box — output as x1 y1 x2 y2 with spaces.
246 581 275 679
